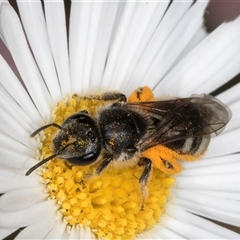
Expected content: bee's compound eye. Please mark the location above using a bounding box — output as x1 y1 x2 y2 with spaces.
67 152 98 166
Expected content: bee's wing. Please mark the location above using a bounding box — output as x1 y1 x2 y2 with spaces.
126 94 232 151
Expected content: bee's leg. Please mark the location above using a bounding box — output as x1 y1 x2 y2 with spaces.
83 155 112 180
101 92 127 102
96 155 113 175
138 158 153 210
76 92 127 102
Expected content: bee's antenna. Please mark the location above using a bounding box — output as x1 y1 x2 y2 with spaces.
25 142 76 176
30 123 66 138
25 154 58 176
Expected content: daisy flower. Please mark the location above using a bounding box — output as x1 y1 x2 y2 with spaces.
0 1 240 239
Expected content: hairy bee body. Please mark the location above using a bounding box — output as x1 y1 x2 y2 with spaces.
26 87 231 208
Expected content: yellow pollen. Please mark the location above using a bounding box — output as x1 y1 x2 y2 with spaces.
39 90 175 240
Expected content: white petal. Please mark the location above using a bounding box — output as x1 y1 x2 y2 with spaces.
166 205 240 238
70 1 101 93
16 214 59 239
0 169 42 192
89 2 119 90
61 229 71 240
176 173 240 191
206 129 240 157
173 190 240 217
69 226 81 239
162 216 221 239
79 225 95 239
125 0 193 95
181 153 240 170
45 217 66 239
0 4 52 118
174 26 208 65
0 228 17 239
0 1 9 46
172 197 240 227
81 3 103 92
101 1 141 91
146 224 183 239
44 0 71 96
0 0 8 8
141 1 209 94
192 189 240 201
0 55 41 124
0 85 37 132
155 16 240 96
0 200 57 229
0 188 47 212
194 49 240 94
103 1 170 91
17 0 62 102
0 146 37 169
0 106 38 149
181 160 240 176
0 131 35 158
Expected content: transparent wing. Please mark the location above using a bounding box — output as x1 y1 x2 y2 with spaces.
125 94 232 151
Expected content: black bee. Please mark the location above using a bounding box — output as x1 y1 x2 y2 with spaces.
26 89 231 209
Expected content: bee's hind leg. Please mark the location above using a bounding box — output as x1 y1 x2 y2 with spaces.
77 92 127 102
101 92 127 102
138 158 153 210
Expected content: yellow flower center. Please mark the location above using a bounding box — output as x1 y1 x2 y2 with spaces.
39 92 174 240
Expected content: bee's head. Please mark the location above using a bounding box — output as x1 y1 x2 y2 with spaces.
54 112 101 165
25 112 101 176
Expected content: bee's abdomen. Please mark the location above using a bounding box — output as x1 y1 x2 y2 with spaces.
165 136 210 155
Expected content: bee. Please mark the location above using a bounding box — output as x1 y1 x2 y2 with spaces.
26 87 231 209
